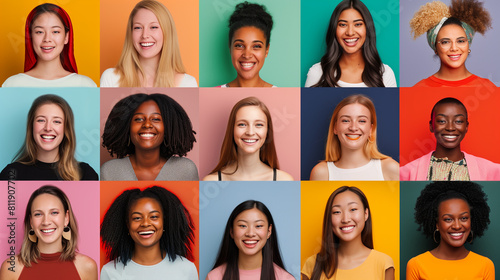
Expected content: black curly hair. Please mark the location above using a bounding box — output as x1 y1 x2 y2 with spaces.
100 186 195 265
102 93 196 159
414 181 490 242
228 1 273 47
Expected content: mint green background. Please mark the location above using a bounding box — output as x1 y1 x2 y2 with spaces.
301 0 399 86
400 182 500 279
199 0 300 87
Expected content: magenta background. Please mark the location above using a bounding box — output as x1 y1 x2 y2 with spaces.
100 88 200 177
198 88 301 179
0 181 100 267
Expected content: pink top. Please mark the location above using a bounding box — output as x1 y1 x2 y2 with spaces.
400 151 500 180
207 263 295 280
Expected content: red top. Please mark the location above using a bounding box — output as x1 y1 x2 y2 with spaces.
414 74 496 88
19 252 81 280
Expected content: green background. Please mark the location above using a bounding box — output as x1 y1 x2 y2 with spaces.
300 0 399 86
199 0 301 87
400 182 500 279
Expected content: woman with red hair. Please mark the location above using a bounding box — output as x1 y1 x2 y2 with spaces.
2 3 95 87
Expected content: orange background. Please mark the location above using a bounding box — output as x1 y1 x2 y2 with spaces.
400 87 500 165
301 181 400 280
100 0 199 84
0 0 100 85
99 181 200 272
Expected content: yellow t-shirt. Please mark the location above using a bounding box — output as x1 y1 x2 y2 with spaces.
301 250 394 280
406 251 494 280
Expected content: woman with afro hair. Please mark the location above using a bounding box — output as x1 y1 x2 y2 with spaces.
406 181 494 280
100 186 197 279
410 0 494 87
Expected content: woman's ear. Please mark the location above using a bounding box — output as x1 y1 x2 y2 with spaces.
267 224 272 239
265 44 270 57
64 32 69 45
364 208 369 222
64 210 69 226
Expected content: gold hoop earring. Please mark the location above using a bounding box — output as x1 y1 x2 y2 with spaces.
468 49 471 54
433 229 439 243
28 229 37 243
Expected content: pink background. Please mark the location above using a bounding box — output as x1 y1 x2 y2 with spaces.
198 88 301 179
0 181 100 268
100 88 200 176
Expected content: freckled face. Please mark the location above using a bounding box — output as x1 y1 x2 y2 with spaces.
334 103 373 151
230 26 269 82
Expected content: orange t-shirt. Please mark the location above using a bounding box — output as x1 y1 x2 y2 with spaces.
406 251 494 280
413 74 496 88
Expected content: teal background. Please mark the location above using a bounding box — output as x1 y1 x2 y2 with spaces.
199 0 301 87
400 182 500 279
301 0 399 86
0 88 101 176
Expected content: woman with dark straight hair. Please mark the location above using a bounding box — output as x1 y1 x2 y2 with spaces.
207 200 294 280
302 186 394 280
305 0 396 87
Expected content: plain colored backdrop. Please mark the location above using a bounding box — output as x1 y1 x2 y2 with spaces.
198 87 301 180
400 181 500 279
301 181 400 280
399 87 500 166
0 88 101 176
0 181 100 270
100 0 199 85
198 181 301 279
99 88 200 177
301 87 400 180
199 0 301 87
301 0 400 86
0 0 100 85
399 0 500 86
99 181 199 272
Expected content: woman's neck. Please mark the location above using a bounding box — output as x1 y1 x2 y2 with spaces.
335 147 370 169
228 75 270 88
139 56 160 87
130 149 164 168
37 150 59 163
338 52 365 83
25 59 71 80
37 238 63 254
132 244 163 265
238 251 262 270
433 145 464 162
435 64 471 81
338 237 370 261
222 152 271 180
431 242 469 260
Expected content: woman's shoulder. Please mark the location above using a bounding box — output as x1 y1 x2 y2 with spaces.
276 169 294 181
380 157 399 180
179 73 198 87
309 161 329 181
1 255 23 280
2 73 27 87
304 62 322 87
203 172 219 181
207 264 226 280
369 250 394 268
70 74 97 87
381 64 397 87
100 68 119 87
162 156 199 180
78 162 99 181
467 251 495 266
273 263 295 280
100 157 134 181
74 253 97 280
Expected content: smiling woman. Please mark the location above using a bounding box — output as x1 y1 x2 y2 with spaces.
410 0 493 87
100 186 197 280
310 94 399 181
203 96 293 181
101 93 198 181
400 97 500 180
406 181 494 280
2 3 96 87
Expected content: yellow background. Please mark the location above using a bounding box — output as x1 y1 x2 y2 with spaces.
100 0 199 85
0 0 100 85
301 181 400 280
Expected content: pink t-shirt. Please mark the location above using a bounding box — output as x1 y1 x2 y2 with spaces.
207 263 295 280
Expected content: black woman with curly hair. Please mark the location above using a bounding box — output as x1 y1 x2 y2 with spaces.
100 186 197 279
410 0 494 87
406 181 494 279
101 93 198 181
305 0 397 87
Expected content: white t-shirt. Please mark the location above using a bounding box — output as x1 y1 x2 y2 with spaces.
100 68 198 87
304 62 397 87
2 73 96 87
100 256 198 280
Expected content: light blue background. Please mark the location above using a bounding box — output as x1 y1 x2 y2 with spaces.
0 88 100 176
199 181 301 279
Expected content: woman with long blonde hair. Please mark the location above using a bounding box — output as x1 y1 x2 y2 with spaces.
100 0 197 87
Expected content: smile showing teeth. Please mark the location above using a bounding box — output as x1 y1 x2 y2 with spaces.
243 240 257 244
346 134 360 140
240 62 255 70
41 135 55 140
140 133 155 138
340 226 354 231
344 38 358 43
139 231 155 235
41 229 55 233
450 232 463 236
41 47 54 50
242 139 257 143
140 42 154 47
443 135 457 140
